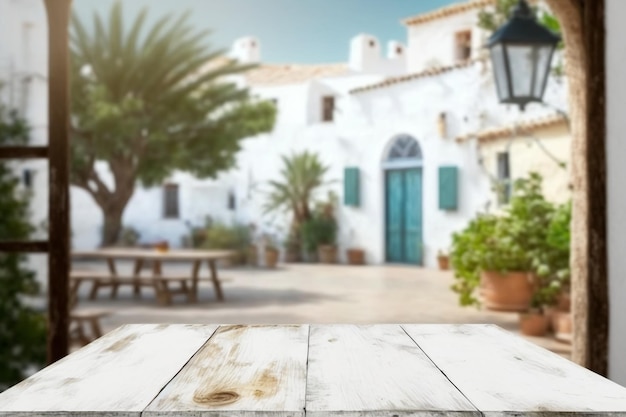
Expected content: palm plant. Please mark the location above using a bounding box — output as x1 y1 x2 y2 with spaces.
263 151 332 234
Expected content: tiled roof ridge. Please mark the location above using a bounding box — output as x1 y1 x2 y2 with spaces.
402 0 495 26
350 58 483 95
456 113 569 143
245 62 350 86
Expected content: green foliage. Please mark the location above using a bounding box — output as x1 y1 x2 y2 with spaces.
263 151 332 231
450 214 499 307
70 1 276 244
300 192 338 254
202 221 252 263
477 0 524 32
531 200 572 307
477 0 564 75
118 226 140 246
301 216 338 253
450 172 569 309
0 105 46 391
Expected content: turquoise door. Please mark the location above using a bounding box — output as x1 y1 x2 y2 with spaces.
385 168 423 265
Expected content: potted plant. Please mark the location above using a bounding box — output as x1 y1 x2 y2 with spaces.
261 233 280 268
450 173 555 311
519 302 551 337
437 249 450 270
283 229 301 263
530 200 572 340
346 248 365 265
316 215 338 264
300 191 339 263
519 276 561 337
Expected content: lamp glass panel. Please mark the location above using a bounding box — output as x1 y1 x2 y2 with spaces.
507 44 537 98
490 44 510 101
532 45 554 98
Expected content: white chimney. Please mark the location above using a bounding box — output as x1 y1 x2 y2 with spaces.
231 36 261 64
349 34 381 72
387 40 406 60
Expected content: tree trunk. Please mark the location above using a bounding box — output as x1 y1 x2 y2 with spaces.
101 202 126 247
546 0 608 376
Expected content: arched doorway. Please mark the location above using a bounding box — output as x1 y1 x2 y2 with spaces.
382 135 423 265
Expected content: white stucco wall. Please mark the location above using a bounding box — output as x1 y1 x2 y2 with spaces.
406 9 488 72
349 59 567 264
607 0 626 386
479 124 572 208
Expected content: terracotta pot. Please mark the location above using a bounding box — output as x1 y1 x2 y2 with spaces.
553 311 572 343
346 248 365 265
437 255 450 270
265 248 279 268
154 240 169 253
480 271 534 312
519 312 550 337
557 292 571 312
247 245 258 266
284 248 300 263
318 245 338 264
544 306 558 332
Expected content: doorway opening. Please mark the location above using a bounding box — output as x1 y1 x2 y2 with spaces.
383 135 423 265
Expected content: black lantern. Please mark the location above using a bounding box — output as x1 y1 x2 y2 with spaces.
487 0 561 111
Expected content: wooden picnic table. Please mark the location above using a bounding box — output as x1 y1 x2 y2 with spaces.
2 324 626 416
71 248 236 305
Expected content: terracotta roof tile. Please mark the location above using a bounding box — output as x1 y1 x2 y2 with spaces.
456 113 569 143
349 59 481 94
402 0 495 26
245 63 350 86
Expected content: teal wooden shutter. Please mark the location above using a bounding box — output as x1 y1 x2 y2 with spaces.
439 166 458 210
344 167 360 207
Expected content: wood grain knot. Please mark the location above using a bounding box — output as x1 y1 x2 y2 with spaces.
194 390 240 406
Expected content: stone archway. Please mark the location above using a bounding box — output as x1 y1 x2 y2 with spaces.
544 0 607 375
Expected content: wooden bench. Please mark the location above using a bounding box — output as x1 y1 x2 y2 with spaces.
70 270 196 305
69 309 110 347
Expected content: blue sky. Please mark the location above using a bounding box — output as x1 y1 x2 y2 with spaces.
73 0 460 64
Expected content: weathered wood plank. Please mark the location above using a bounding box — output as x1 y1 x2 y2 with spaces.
144 324 309 417
305 324 479 417
44 0 73 364
402 324 626 416
0 324 218 417
0 146 48 159
0 240 49 253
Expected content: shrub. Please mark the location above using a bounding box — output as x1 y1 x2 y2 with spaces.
202 221 252 264
0 106 46 391
450 172 568 309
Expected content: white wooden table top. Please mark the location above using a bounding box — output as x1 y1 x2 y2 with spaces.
2 324 626 416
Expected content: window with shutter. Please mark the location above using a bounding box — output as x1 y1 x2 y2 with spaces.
344 167 360 207
439 166 459 210
496 152 511 205
163 183 180 219
322 96 335 122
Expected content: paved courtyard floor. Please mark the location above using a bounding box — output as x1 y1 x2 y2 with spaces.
72 261 572 358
